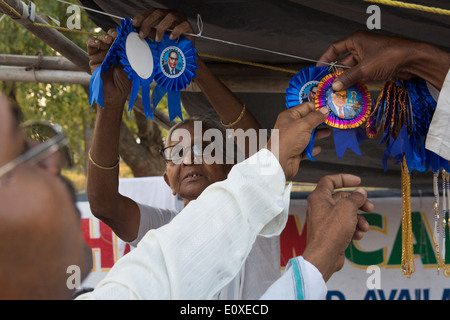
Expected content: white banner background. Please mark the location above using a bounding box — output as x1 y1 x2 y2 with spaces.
77 177 450 300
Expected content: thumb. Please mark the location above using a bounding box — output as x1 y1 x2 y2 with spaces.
341 187 368 211
332 65 363 91
296 107 329 131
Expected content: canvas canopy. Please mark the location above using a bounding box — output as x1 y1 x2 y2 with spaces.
79 0 450 189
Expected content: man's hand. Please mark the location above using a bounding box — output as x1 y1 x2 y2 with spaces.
317 30 450 91
303 174 373 282
267 102 330 179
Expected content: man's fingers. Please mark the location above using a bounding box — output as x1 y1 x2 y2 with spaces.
295 107 329 133
353 214 370 240
316 38 351 66
286 101 315 118
337 53 358 69
340 187 368 212
315 127 331 140
357 214 370 232
332 189 374 214
315 174 362 196
332 190 351 202
301 146 322 160
359 197 375 213
332 65 364 91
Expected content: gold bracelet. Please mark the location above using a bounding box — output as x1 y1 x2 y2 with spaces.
88 149 120 170
221 103 246 128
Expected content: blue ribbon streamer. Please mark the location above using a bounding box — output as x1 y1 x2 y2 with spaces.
378 78 449 173
151 34 198 122
405 78 448 173
333 127 367 159
89 18 158 119
285 66 330 161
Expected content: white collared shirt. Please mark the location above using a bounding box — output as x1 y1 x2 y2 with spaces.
77 149 329 299
426 68 450 160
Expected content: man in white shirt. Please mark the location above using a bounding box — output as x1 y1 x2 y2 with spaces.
76 31 450 299
77 101 372 299
0 95 371 299
3 30 448 300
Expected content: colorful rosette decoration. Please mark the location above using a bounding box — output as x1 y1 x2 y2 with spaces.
367 78 449 174
315 71 372 159
151 34 198 122
285 66 330 161
89 18 158 119
367 78 450 277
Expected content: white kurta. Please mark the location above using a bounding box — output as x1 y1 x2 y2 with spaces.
426 68 450 161
77 149 327 299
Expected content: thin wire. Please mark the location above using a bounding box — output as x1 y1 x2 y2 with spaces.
54 0 124 20
52 0 347 68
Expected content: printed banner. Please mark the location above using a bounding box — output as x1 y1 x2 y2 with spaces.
76 177 450 299
284 196 450 300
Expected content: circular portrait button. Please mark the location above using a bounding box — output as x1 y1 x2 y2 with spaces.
160 46 186 79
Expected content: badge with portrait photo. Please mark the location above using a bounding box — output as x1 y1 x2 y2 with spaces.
151 34 198 122
314 71 371 158
286 66 330 107
315 71 371 130
285 66 331 161
160 46 186 79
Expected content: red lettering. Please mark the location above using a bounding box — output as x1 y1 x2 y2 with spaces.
280 215 307 267
81 218 130 269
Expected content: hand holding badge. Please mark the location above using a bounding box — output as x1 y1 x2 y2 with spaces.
89 18 198 122
286 66 371 160
315 70 371 159
286 66 449 277
285 66 331 161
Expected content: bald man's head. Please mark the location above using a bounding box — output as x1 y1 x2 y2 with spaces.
0 94 91 299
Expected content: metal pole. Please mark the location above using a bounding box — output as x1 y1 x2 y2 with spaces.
0 0 90 73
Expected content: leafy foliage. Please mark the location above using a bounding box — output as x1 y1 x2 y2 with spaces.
0 0 99 170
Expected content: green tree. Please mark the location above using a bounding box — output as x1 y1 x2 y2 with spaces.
0 0 170 191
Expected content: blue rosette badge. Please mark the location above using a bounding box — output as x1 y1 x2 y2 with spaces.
285 66 330 161
371 78 449 174
89 18 158 119
151 34 198 122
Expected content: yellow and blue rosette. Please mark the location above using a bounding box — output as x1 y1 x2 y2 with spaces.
315 71 372 159
285 66 330 161
89 18 158 119
151 34 198 122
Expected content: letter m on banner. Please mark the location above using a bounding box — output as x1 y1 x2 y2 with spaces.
280 215 307 267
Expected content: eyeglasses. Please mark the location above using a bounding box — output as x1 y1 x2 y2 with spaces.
333 92 347 100
0 120 71 182
160 142 214 163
